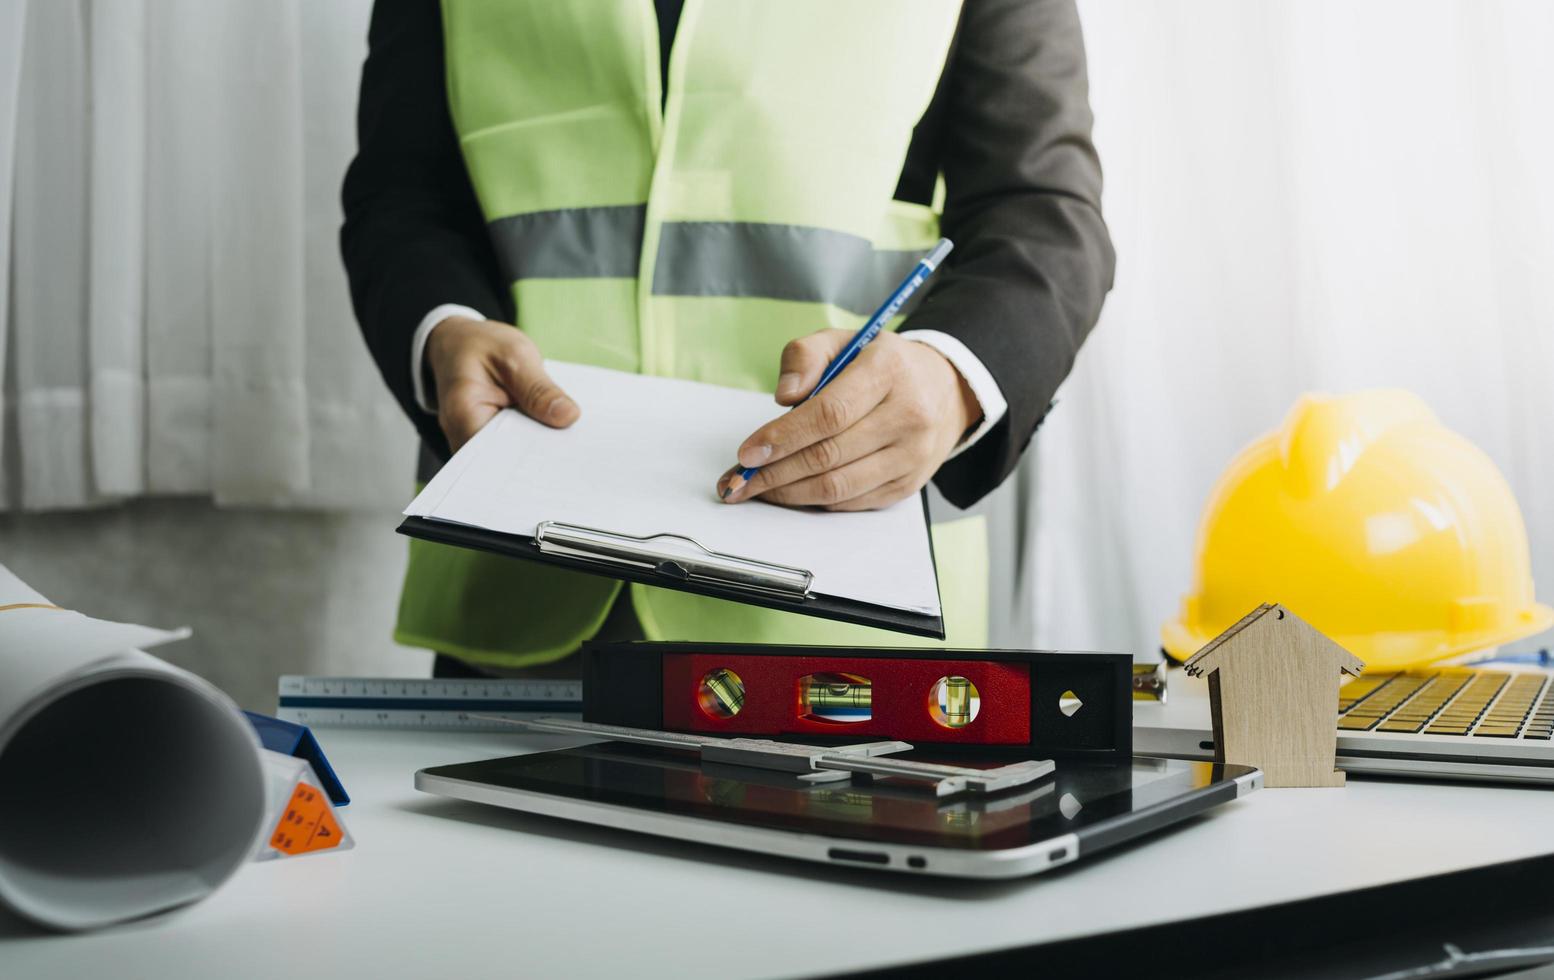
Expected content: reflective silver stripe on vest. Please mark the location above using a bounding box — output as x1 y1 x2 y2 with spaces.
488 204 646 281
487 208 927 316
652 221 924 317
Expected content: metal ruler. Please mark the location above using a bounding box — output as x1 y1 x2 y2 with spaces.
275 676 583 731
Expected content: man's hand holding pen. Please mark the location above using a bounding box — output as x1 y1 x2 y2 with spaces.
717 329 978 511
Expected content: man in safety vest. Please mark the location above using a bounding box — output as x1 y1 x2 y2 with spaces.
341 0 1114 678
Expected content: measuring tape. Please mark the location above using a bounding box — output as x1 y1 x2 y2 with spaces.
275 676 583 731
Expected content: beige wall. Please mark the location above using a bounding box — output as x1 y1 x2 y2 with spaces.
0 500 429 712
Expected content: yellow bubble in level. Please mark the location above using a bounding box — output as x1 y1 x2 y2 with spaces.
930 675 981 729
800 673 872 723
697 668 745 718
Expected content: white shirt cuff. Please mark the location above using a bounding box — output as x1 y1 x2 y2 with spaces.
899 329 1008 459
411 304 486 414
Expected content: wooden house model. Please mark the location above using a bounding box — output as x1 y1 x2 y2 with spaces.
1183 603 1365 787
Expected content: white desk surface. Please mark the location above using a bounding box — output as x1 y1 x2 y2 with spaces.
4 723 1553 979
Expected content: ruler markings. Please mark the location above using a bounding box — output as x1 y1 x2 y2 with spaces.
275 676 583 730
277 697 577 712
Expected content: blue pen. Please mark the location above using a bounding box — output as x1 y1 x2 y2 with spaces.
721 237 954 500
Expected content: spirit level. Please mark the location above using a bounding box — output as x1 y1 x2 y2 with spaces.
583 643 1133 763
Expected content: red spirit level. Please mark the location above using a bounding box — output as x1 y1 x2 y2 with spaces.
582 643 1133 763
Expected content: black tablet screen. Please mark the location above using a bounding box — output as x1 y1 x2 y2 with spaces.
423 744 1251 852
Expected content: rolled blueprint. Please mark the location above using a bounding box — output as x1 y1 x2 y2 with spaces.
0 563 267 931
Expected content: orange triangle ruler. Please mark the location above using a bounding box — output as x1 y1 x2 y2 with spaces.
257 751 355 861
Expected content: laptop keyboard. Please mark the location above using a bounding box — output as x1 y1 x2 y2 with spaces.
1338 669 1554 739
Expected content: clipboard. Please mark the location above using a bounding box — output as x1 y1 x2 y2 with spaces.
396 489 946 639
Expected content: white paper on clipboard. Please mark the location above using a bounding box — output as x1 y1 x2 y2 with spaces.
405 361 942 617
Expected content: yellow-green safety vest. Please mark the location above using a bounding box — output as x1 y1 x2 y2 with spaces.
397 0 988 668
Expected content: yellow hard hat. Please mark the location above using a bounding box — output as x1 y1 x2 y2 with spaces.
1162 390 1552 672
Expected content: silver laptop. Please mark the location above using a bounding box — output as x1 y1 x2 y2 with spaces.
1135 665 1554 784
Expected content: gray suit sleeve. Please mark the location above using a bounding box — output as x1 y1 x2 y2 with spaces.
901 0 1116 509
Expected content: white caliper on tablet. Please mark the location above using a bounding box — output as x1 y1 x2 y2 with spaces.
475 716 1054 798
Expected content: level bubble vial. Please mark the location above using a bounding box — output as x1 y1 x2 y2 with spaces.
800 672 872 723
929 675 981 729
697 668 745 718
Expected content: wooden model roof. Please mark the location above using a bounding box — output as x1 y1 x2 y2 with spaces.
1183 603 1365 678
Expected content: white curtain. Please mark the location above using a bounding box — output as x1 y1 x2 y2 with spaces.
1021 0 1554 657
0 0 408 511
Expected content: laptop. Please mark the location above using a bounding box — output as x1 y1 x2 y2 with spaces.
416 742 1259 879
1135 664 1554 784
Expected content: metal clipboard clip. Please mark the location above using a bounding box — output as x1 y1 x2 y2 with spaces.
534 522 814 602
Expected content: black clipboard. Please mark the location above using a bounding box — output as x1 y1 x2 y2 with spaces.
396 490 946 639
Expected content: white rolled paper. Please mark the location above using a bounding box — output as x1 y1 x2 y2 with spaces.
0 564 267 932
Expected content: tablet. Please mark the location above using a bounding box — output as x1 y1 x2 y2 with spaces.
416 743 1260 879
